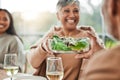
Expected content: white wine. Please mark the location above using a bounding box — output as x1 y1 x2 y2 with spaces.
4 66 18 76
46 72 63 80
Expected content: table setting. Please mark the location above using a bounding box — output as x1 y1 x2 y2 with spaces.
2 54 47 80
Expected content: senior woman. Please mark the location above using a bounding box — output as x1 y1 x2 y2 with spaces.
27 0 104 80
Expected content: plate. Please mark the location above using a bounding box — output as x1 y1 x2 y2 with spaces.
4 73 47 80
48 39 90 54
51 50 80 54
15 76 47 80
50 49 90 54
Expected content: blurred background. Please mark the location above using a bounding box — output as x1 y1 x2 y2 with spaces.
0 0 117 73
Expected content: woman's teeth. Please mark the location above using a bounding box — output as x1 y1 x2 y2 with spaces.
0 25 4 28
67 20 74 23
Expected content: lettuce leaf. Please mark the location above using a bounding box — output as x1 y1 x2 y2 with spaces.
69 38 89 51
51 35 71 51
51 35 89 51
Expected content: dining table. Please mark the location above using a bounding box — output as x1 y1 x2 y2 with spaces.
3 73 47 80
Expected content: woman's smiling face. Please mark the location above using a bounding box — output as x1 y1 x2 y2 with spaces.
57 3 80 30
0 11 10 34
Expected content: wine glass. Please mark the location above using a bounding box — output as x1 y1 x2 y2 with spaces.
4 54 19 80
46 57 64 80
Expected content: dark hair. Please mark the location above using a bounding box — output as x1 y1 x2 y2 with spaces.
56 0 80 12
0 8 23 43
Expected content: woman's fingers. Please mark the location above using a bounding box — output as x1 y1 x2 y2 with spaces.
46 39 54 54
75 48 93 59
42 39 53 55
75 52 91 59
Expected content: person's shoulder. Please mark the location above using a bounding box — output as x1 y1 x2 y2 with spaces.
90 45 120 64
5 35 23 50
8 35 19 41
86 45 120 70
98 45 120 57
83 46 120 80
7 35 22 45
108 44 120 55
4 34 17 41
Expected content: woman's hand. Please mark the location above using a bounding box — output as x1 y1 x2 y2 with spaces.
75 30 104 59
41 37 53 55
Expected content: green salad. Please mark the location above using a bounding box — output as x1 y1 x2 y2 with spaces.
50 35 90 52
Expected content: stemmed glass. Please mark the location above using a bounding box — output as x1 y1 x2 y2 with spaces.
4 54 19 80
46 57 64 80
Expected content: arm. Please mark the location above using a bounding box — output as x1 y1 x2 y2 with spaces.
27 27 55 69
28 44 48 69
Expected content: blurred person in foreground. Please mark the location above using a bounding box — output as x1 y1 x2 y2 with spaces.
27 0 104 80
82 0 120 80
0 8 26 79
